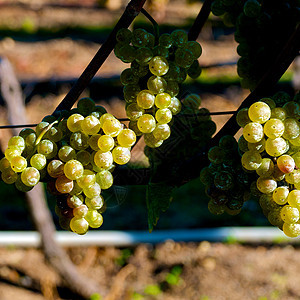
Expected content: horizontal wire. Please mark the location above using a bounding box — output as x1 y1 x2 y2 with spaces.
0 111 236 129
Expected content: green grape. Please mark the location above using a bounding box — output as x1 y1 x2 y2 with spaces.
283 118 300 140
98 135 115 152
257 177 277 194
55 175 74 194
15 175 33 192
144 133 163 148
0 157 11 172
265 137 287 157
35 121 49 136
292 152 300 169
263 118 284 139
88 134 101 151
77 169 96 189
58 119 71 139
256 158 274 178
130 60 148 77
286 170 300 185
283 101 300 119
112 146 131 165
1 167 18 184
200 166 214 186
81 115 101 135
164 62 181 81
21 167 40 187
58 145 76 162
44 126 63 143
69 181 83 196
136 90 155 109
19 128 35 139
73 204 88 218
47 160 64 178
120 68 139 85
281 205 300 224
5 147 22 162
268 208 283 228
183 94 201 110
186 41 202 59
277 155 295 174
289 135 300 147
118 44 136 63
77 97 96 116
283 222 300 238
152 124 170 141
259 193 278 212
149 56 169 76
76 150 91 166
94 151 113 169
8 136 25 152
153 45 169 59
117 129 136 147
165 81 179 97
147 76 167 94
271 107 287 121
102 118 123 137
243 122 264 143
171 29 188 47
288 190 300 208
70 217 89 235
85 210 103 228
175 48 194 69
123 84 141 103
219 135 237 151
37 139 54 156
67 114 84 132
96 170 113 189
243 0 261 18
211 0 226 16
241 151 262 170
238 135 249 152
272 186 289 205
132 28 149 48
248 102 271 124
137 114 156 133
64 160 84 180
91 105 107 118
272 165 285 182
207 199 225 215
10 155 27 173
260 98 276 109
135 47 153 65
67 194 83 208
159 33 172 48
126 103 145 121
70 132 89 151
168 97 182 115
83 182 101 198
214 171 233 190
154 93 172 109
116 28 132 44
155 108 172 124
208 146 225 164
85 195 104 210
187 59 202 79
248 138 265 153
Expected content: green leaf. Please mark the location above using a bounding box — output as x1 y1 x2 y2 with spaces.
146 182 174 232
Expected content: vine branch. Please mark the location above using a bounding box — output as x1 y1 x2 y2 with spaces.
52 0 147 115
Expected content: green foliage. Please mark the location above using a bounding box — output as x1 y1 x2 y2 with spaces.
90 293 102 300
165 265 183 285
143 284 162 296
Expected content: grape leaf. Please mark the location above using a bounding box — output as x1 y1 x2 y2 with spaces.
146 182 174 232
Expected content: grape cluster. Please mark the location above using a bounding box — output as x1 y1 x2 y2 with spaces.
201 135 255 216
0 97 137 235
211 0 300 90
114 27 202 147
238 92 300 237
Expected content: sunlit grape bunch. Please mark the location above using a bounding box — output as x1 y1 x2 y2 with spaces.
114 27 202 147
237 91 300 237
0 97 137 235
201 135 255 216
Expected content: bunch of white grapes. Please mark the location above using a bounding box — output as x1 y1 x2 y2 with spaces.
114 27 202 148
237 92 300 237
0 97 137 235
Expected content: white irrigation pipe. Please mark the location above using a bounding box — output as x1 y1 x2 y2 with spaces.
0 227 297 247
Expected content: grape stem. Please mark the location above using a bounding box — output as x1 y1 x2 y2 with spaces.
141 8 160 44
52 0 147 115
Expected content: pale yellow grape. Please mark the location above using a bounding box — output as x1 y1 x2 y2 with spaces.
155 108 172 124
98 135 115 152
144 133 163 148
55 175 74 193
73 204 88 218
263 118 285 139
5 147 22 162
76 150 91 166
64 159 84 180
248 138 265 153
112 146 131 165
272 186 289 205
81 115 101 135
283 222 300 237
10 156 27 173
96 170 113 189
67 113 84 132
85 195 104 210
85 210 103 228
58 145 76 162
8 136 25 151
76 169 96 189
289 135 300 147
295 182 300 190
137 114 156 133
285 170 300 184
248 101 271 123
47 160 64 178
149 56 169 76
70 217 89 235
100 113 115 128
236 108 251 127
30 154 47 170
292 152 300 168
155 93 172 109
21 167 40 187
83 182 101 198
283 118 300 140
129 121 143 136
256 158 274 178
117 129 136 147
152 124 171 141
168 97 182 115
126 103 144 121
287 190 300 208
1 168 18 184
94 151 113 169
277 155 295 174
243 122 264 143
136 90 155 109
257 177 277 194
280 205 300 224
241 151 262 170
265 137 287 157
102 118 123 137
0 157 11 172
271 107 287 121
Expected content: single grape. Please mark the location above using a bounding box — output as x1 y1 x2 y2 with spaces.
96 170 113 189
155 93 172 109
126 103 145 121
120 68 139 85
168 97 182 115
285 170 300 185
155 108 172 124
171 29 188 47
241 151 262 170
175 48 194 69
58 145 76 162
149 56 169 76
135 47 153 65
243 0 261 18
81 115 101 135
243 122 264 143
76 169 96 189
281 205 300 224
159 33 172 48
256 158 274 178
264 118 285 139
117 129 136 147
152 124 171 141
10 156 27 173
147 76 167 94
137 114 156 133
208 146 225 164
94 151 113 169
8 136 25 152
76 150 91 166
112 146 131 165
277 155 295 174
85 210 103 228
97 135 115 152
132 28 149 48
102 118 123 137
248 102 271 124
0 157 11 172
265 137 287 157
283 222 300 238
248 138 265 153
271 107 287 121
85 195 104 210
21 167 40 187
116 28 132 44
88 134 101 151
283 118 300 140
83 182 101 198
73 204 89 218
55 175 74 194
47 160 65 178
5 147 22 162
144 133 163 148
70 217 89 235
272 186 289 205
257 177 277 194
288 190 300 208
1 167 18 184
77 97 96 116
185 41 202 59
67 194 83 208
67 113 84 132
64 160 84 180
136 90 155 109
